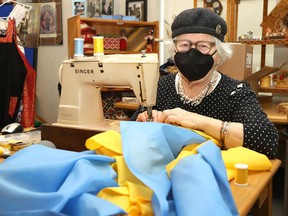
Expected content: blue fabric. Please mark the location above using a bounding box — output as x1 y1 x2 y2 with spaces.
0 210 67 216
171 142 239 216
197 142 239 215
0 145 126 216
0 122 238 215
120 121 207 216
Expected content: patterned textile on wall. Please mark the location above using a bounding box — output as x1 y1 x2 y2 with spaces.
104 35 120 50
101 91 127 120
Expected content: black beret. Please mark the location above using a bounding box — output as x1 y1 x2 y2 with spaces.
171 8 227 42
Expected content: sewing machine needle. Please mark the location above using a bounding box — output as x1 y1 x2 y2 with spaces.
147 107 154 122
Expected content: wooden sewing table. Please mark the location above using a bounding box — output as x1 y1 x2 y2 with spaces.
231 159 281 216
261 103 288 216
0 152 281 216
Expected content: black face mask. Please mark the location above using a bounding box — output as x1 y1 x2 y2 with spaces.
174 48 217 81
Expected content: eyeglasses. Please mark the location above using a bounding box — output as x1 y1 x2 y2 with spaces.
173 39 216 54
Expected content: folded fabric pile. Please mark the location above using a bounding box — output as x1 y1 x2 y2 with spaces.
0 121 272 216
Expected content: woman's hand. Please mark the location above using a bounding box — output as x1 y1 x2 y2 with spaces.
135 108 243 148
136 108 244 149
163 108 244 148
163 108 203 130
135 108 203 128
136 110 167 122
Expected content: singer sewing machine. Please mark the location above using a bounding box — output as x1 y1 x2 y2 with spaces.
53 53 159 132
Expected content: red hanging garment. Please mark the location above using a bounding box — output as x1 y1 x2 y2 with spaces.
0 18 36 129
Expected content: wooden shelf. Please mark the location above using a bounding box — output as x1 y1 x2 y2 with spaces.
67 15 159 59
84 50 147 56
114 102 139 110
259 86 288 93
101 87 132 92
261 103 288 124
77 17 157 27
235 39 288 45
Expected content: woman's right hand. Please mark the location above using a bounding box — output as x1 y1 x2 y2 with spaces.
136 110 167 122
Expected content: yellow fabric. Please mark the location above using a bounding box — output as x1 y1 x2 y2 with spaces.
221 146 272 170
192 129 222 148
166 143 201 176
165 129 221 176
97 186 131 211
221 147 272 181
166 143 272 181
113 156 145 186
85 130 122 156
97 181 153 215
226 168 235 181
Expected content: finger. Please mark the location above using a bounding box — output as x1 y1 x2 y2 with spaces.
155 111 167 123
163 108 178 116
163 109 171 115
136 112 148 122
151 110 158 119
165 115 177 125
136 116 143 122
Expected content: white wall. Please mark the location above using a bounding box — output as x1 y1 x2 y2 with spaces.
36 0 281 123
36 0 71 123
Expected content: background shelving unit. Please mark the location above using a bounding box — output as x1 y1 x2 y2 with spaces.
67 15 159 59
226 0 288 94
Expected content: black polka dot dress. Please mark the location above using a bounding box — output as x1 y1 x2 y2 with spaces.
131 72 279 159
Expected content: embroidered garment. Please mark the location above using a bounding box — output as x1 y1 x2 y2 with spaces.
0 19 36 129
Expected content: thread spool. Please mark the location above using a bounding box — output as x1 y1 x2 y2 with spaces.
0 139 10 154
234 163 248 186
93 36 104 57
74 38 84 57
0 146 4 157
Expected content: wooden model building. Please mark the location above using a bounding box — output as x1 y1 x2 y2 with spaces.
261 0 288 40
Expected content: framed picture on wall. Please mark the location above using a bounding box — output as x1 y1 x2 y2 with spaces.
126 0 147 21
72 0 86 17
38 0 63 46
101 0 113 15
86 0 101 17
8 0 63 46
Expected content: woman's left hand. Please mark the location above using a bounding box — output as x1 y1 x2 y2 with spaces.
163 108 244 149
163 108 204 130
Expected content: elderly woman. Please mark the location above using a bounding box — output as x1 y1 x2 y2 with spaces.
131 8 279 159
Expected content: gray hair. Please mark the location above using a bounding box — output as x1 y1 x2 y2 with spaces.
215 37 232 65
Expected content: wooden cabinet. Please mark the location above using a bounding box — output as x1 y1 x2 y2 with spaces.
227 0 288 64
67 15 159 59
227 0 288 94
